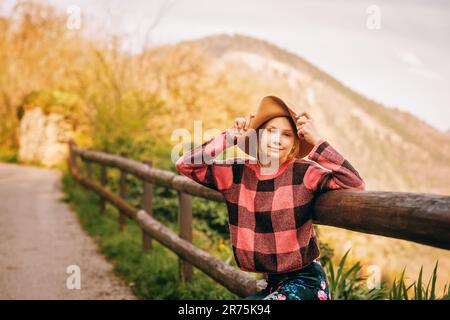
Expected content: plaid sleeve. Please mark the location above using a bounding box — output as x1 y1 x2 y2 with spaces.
303 138 366 193
175 129 236 191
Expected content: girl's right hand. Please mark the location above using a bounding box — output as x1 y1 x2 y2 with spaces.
229 113 255 139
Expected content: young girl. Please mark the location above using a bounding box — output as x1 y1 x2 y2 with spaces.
176 95 365 300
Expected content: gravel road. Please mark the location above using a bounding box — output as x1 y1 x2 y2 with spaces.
0 163 136 299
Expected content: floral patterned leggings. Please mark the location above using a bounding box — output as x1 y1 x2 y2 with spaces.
243 259 332 300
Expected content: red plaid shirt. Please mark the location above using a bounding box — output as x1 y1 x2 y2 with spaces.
176 130 365 274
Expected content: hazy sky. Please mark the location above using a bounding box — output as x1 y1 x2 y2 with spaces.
5 0 450 131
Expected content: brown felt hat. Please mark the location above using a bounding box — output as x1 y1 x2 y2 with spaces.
236 95 314 159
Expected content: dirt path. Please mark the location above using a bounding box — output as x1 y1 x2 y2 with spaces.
0 163 136 299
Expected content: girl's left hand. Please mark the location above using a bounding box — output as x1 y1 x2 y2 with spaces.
295 111 322 145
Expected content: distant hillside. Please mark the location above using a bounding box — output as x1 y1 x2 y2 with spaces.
159 33 450 291
178 33 450 195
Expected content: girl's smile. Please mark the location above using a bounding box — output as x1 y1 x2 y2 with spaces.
258 116 299 168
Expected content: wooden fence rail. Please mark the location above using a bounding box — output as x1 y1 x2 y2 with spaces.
68 141 266 297
67 140 450 297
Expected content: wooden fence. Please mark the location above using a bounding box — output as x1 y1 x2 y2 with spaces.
67 140 450 298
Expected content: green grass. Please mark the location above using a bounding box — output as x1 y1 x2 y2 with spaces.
325 249 449 300
388 261 450 300
61 170 239 300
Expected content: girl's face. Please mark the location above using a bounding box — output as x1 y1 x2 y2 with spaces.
257 116 298 166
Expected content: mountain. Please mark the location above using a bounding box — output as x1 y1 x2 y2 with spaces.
160 33 450 290
178 34 450 196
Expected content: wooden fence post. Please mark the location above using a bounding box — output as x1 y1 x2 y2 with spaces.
85 160 92 180
178 191 193 282
74 151 82 173
100 159 107 215
68 140 78 178
141 160 153 251
68 140 75 169
119 152 128 232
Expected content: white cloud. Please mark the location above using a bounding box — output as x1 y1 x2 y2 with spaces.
396 50 424 68
408 66 445 81
395 49 445 81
